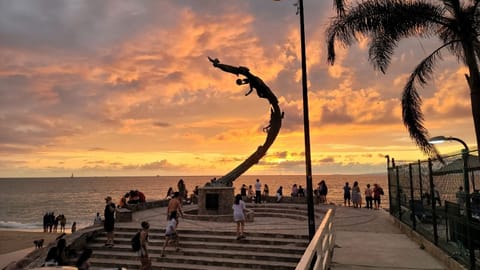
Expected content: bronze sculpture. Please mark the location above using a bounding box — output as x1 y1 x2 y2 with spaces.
207 57 283 187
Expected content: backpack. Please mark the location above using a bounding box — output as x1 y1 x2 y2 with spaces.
380 188 384 195
131 231 141 252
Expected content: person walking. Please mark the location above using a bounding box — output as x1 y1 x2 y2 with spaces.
365 184 373 209
254 179 262 204
138 221 151 270
167 192 183 226
232 194 246 240
161 212 180 257
103 196 116 247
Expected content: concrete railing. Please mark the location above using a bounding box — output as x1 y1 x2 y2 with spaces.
295 208 335 270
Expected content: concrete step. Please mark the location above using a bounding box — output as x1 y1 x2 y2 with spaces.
93 233 308 246
89 239 305 254
93 230 308 247
113 227 308 240
90 253 298 270
91 247 301 263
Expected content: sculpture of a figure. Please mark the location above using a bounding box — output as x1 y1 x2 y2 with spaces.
208 57 278 104
207 57 283 187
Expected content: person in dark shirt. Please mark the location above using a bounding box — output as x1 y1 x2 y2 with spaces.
103 196 116 247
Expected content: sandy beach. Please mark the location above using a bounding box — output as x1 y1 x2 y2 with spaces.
0 230 61 255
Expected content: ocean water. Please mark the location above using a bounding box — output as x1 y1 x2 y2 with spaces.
0 174 387 231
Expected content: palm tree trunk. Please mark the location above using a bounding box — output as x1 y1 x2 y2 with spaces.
464 44 480 151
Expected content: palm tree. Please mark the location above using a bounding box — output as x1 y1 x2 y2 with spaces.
326 0 480 157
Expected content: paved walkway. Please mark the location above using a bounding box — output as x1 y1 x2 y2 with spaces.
331 206 451 270
0 247 34 269
0 203 458 270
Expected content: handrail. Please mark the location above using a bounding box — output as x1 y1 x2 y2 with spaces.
295 208 335 270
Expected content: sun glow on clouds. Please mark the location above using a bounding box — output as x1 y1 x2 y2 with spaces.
0 1 475 177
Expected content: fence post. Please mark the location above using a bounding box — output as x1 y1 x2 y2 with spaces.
386 155 393 214
418 160 423 202
396 164 402 220
461 150 475 270
428 158 438 245
409 163 416 230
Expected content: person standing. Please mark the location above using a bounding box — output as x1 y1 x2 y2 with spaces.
138 221 151 270
352 181 361 208
59 214 66 233
343 182 351 207
232 194 246 240
93 212 102 225
263 184 269 203
71 222 77 233
104 196 116 247
373 183 384 210
254 179 262 204
240 184 248 201
276 186 283 202
247 185 254 202
365 184 373 209
177 179 186 202
319 180 328 203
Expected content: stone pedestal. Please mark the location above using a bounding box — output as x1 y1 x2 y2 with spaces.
198 186 234 215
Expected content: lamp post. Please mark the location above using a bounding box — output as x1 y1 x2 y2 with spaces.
428 135 475 269
274 0 315 239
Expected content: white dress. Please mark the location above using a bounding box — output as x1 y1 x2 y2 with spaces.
232 201 246 222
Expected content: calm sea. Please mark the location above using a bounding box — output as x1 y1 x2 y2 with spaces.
0 174 387 231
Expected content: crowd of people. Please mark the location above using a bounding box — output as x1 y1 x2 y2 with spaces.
343 181 384 209
42 212 75 233
118 189 146 208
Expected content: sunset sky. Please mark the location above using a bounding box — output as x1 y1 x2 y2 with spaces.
0 0 475 177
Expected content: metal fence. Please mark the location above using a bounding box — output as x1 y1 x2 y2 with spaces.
387 150 480 270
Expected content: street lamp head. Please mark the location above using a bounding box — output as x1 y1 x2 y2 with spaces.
428 136 448 144
428 135 469 152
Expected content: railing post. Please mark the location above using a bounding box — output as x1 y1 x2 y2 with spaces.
428 158 438 245
409 163 416 229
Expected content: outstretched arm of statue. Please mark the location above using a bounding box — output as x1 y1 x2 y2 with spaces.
208 56 241 76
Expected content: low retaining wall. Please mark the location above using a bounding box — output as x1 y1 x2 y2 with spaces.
21 226 104 269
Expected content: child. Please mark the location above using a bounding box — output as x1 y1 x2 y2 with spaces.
232 194 246 240
161 212 180 257
139 221 151 270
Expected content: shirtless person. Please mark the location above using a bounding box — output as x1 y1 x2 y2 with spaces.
167 192 184 225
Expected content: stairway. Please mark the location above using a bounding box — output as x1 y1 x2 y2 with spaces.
88 227 308 270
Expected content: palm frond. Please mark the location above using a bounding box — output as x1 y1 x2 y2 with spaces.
368 32 395 73
326 0 443 70
402 47 446 158
333 0 346 16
